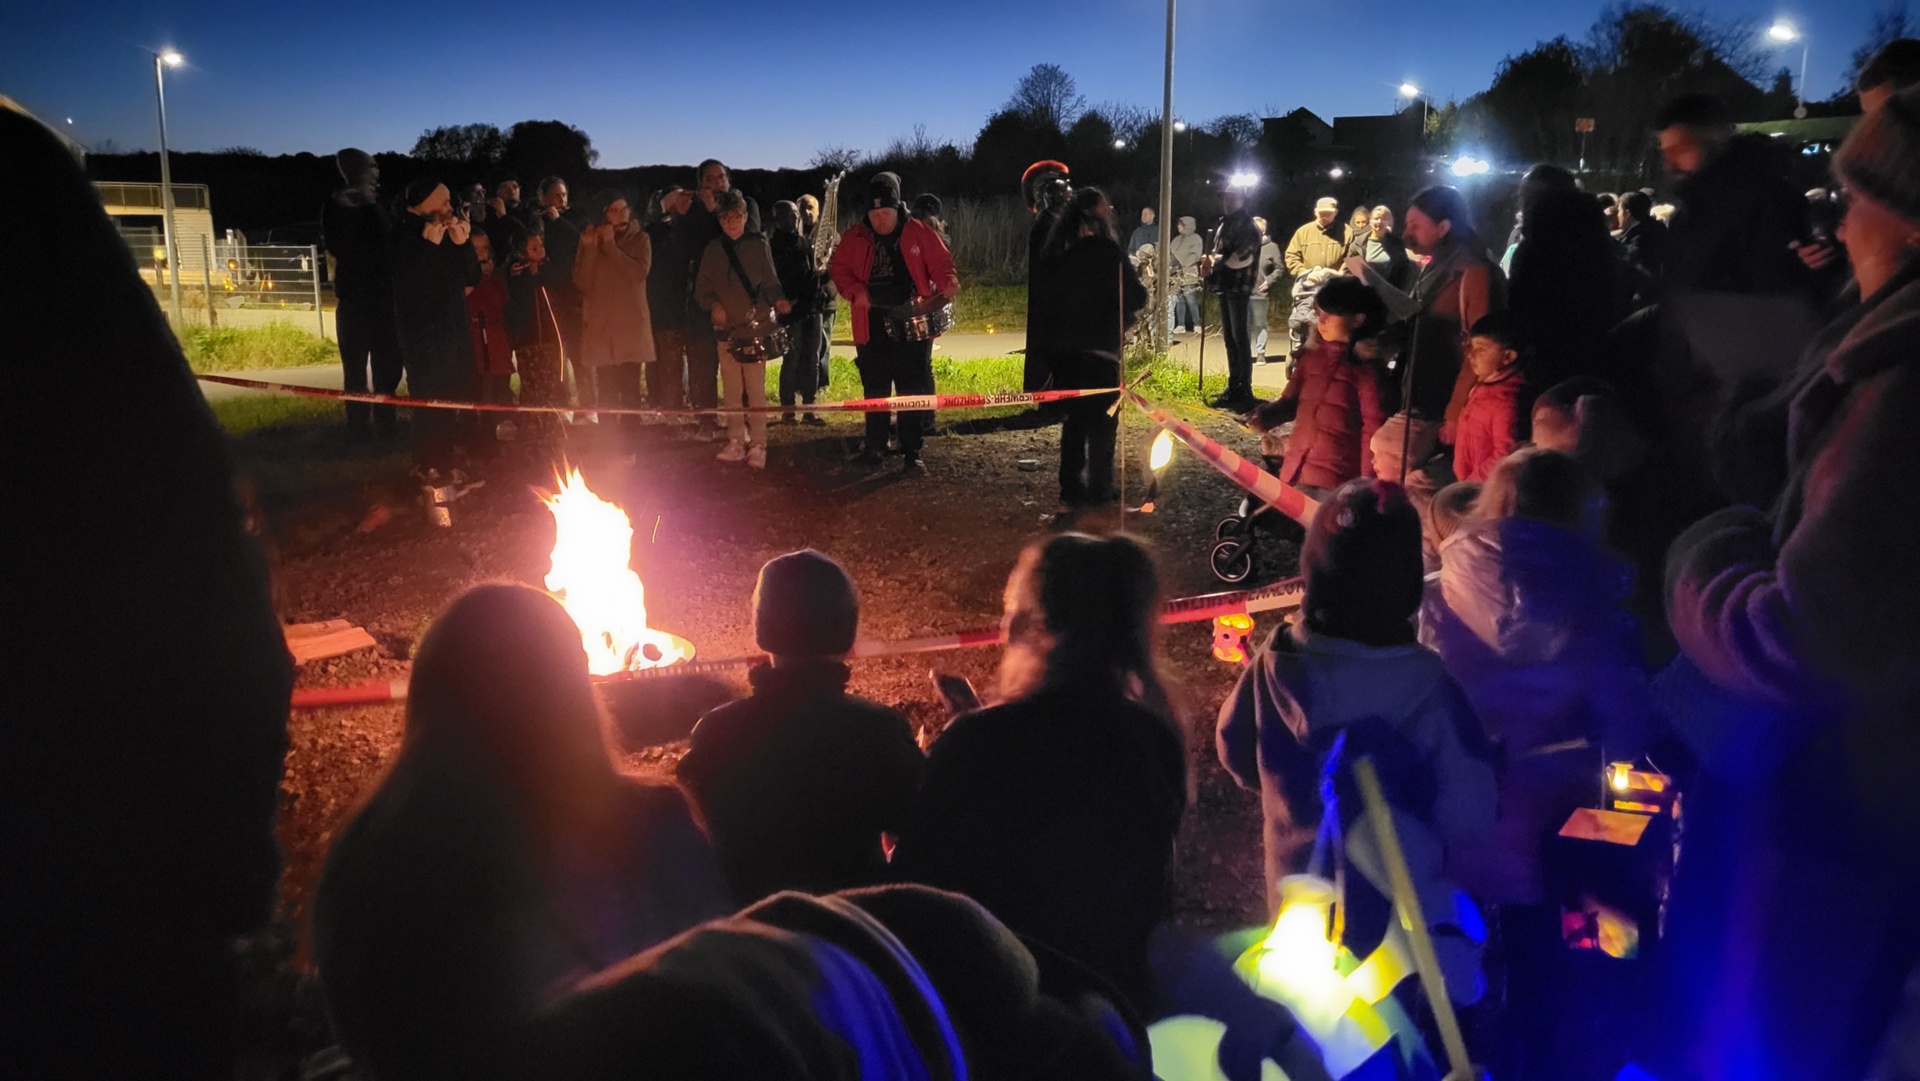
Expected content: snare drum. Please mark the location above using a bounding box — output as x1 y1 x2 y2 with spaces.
726 326 791 361
882 302 955 342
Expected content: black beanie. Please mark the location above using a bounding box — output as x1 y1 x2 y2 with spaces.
1301 479 1423 646
753 550 859 657
868 172 903 211
403 176 443 211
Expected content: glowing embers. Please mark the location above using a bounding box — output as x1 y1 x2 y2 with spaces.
541 469 690 676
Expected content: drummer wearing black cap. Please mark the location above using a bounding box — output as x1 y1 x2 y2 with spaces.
827 172 960 473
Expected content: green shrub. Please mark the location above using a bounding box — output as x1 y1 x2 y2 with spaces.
180 323 337 373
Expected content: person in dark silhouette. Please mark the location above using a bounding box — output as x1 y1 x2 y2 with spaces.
311 585 729 1081
322 147 405 438
893 534 1188 1018
389 176 481 478
679 550 924 905
0 104 292 1081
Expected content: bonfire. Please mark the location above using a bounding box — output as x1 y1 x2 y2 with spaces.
542 469 690 675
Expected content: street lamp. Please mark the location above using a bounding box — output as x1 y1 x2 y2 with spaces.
1156 0 1177 351
153 48 186 328
1399 81 1429 135
1768 22 1811 119
1114 138 1128 150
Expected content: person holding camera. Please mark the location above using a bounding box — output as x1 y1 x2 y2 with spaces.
389 177 481 478
572 190 654 434
1202 187 1265 411
828 172 960 474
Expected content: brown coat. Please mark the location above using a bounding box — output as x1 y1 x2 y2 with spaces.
1283 219 1347 277
572 223 656 367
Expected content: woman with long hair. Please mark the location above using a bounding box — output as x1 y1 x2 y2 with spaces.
893 534 1188 1018
310 585 728 1081
1034 187 1148 513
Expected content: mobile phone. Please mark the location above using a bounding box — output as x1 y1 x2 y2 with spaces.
929 670 980 717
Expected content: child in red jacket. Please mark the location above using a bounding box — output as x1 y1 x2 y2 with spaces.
466 233 514 404
1450 312 1525 483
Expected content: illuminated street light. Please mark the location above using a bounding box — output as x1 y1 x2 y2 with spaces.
1329 166 1345 180
1113 138 1128 150
1398 82 1420 98
152 48 186 327
1173 120 1188 133
1228 172 1260 190
1399 82 1429 138
1768 21 1810 119
1450 155 1491 177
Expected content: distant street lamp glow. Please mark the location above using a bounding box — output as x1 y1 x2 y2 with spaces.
1767 21 1799 42
1228 172 1260 190
1450 156 1491 177
1768 21 1811 118
1114 138 1128 149
160 50 184 67
1173 120 1188 133
1399 82 1421 98
1329 167 1345 180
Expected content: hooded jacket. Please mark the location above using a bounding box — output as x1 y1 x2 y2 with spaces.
1216 625 1495 909
826 217 960 346
1450 370 1523 483
1420 517 1654 902
1216 625 1495 1002
694 233 788 339
1260 336 1385 490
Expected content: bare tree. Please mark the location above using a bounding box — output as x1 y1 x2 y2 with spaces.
809 144 865 172
883 124 941 160
411 123 508 165
1089 102 1154 144
1206 113 1262 147
1006 63 1086 128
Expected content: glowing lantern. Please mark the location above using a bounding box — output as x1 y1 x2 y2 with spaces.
542 469 690 675
1212 613 1253 664
1149 428 1174 472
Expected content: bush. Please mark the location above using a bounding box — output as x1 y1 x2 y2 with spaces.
180 323 337 373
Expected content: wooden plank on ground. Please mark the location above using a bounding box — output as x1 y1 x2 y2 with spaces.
284 621 377 665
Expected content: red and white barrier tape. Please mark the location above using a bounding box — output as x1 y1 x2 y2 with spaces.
1124 389 1321 526
198 374 1119 417
288 577 1304 711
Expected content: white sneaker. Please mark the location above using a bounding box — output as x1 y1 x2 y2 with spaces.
716 440 747 463
747 445 767 470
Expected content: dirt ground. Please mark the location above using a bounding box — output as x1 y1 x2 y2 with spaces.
238 400 1302 1072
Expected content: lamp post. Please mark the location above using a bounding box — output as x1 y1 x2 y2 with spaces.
153 49 185 328
1399 82 1428 137
1769 22 1810 120
1155 0 1176 351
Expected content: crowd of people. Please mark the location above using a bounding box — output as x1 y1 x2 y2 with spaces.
322 158 958 481
10 37 1920 1081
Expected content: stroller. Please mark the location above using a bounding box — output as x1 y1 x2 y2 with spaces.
1208 415 1305 583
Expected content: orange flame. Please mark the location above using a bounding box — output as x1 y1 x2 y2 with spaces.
542 469 688 675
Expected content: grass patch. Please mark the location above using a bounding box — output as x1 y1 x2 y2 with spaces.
180 323 338 373
1127 356 1229 407
831 283 1027 336
209 394 340 433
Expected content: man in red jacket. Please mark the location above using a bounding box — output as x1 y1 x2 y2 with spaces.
827 172 960 473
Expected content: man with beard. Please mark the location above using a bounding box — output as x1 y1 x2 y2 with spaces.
321 148 404 439
1201 187 1264 411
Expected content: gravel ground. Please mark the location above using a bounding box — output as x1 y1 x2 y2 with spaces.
237 402 1303 1073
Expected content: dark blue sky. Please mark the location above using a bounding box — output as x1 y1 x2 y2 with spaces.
2 0 1888 169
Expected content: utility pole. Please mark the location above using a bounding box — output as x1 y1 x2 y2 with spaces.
1155 0 1176 352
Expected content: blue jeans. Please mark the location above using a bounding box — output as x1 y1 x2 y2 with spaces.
1249 294 1270 358
1174 288 1201 330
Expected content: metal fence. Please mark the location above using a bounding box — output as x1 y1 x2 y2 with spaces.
122 227 332 339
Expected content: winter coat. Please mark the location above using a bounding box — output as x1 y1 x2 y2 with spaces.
645 215 689 333
313 776 729 1081
572 222 656 367
1168 229 1204 275
1419 518 1654 903
1360 235 1505 428
675 192 763 316
535 207 586 305
466 271 512 377
1507 188 1628 391
1260 336 1385 491
1283 219 1346 277
1255 238 1284 295
826 217 960 346
321 190 392 303
678 662 925 907
1665 133 1811 299
694 233 787 339
4 108 292 1077
1450 370 1522 483
388 213 481 397
1127 220 1158 256
769 227 824 322
892 685 1187 1015
504 255 558 348
1206 209 1263 295
1617 218 1666 290
1029 233 1147 389
1215 624 1495 1000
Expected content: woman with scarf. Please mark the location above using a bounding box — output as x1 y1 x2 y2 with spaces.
1347 185 1506 456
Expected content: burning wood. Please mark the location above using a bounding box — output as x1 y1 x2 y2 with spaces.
541 469 691 676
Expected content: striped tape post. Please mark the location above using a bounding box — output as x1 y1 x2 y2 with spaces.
197 374 1119 417
1124 389 1320 527
288 578 1305 711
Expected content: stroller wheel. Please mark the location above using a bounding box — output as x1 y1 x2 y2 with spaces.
1214 516 1247 541
1210 538 1254 583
